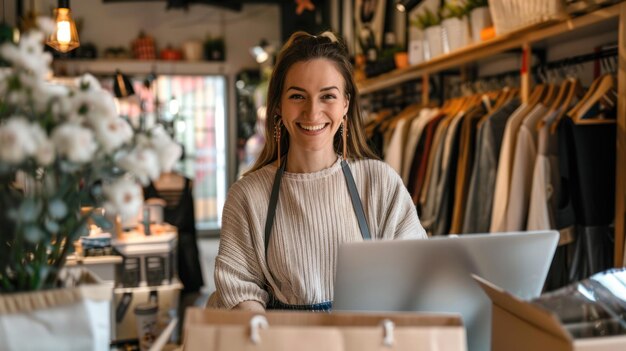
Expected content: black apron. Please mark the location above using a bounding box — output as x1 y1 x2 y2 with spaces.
264 158 371 311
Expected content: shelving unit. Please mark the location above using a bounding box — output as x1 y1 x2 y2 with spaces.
357 2 626 267
52 59 232 76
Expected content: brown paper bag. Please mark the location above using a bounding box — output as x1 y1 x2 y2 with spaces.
183 308 467 351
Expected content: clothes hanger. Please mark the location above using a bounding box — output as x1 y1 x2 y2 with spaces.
548 77 585 133
570 74 615 122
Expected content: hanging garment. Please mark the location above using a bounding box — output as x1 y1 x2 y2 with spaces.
527 109 561 231
450 105 485 233
490 102 531 232
384 117 410 174
401 108 439 184
422 109 465 235
144 176 205 292
503 104 549 231
409 113 446 205
557 117 616 281
463 98 521 234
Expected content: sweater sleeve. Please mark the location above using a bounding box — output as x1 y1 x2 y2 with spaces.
378 162 428 240
210 184 269 309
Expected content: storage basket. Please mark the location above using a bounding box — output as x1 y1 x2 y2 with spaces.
488 0 567 35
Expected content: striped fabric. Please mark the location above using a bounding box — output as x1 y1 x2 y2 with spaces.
209 157 427 309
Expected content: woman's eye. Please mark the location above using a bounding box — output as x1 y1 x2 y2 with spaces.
321 94 337 100
288 94 304 100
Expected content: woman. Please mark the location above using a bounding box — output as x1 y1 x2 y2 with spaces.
209 31 427 312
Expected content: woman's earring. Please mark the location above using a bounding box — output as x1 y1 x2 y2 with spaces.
274 116 282 166
342 116 348 159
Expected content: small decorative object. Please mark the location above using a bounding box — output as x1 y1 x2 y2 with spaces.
160 45 182 61
204 36 225 61
295 0 315 15
132 31 157 60
466 0 492 43
182 40 203 61
104 46 131 59
440 1 471 53
411 7 442 60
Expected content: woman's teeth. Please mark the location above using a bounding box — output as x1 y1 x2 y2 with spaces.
299 123 326 131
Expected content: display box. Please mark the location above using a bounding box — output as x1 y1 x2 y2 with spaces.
473 275 626 351
113 280 183 341
112 229 177 287
183 308 467 351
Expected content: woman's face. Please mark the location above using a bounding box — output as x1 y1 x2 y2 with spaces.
277 58 349 156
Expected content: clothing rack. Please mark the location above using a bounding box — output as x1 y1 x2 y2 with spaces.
357 2 626 267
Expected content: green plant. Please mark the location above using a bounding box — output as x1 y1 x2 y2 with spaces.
410 7 442 30
0 19 181 292
440 1 470 20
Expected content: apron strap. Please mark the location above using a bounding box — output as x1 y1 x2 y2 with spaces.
264 158 371 256
265 159 286 257
341 160 371 240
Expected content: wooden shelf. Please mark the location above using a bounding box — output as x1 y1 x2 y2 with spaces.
357 3 622 94
52 59 232 76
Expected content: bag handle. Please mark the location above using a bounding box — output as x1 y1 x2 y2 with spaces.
249 315 269 344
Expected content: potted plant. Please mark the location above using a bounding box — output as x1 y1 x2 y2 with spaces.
466 0 492 43
440 1 471 53
411 7 443 60
0 18 181 350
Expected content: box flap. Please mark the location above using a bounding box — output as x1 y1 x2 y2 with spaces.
472 274 572 342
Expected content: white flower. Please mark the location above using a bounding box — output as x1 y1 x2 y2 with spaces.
103 177 143 222
76 74 102 92
70 89 117 122
0 31 51 80
93 117 133 153
51 123 98 164
32 82 70 115
150 125 182 172
117 147 160 185
29 124 55 166
0 117 37 164
36 17 56 36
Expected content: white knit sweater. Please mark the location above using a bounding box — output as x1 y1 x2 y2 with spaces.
210 157 427 309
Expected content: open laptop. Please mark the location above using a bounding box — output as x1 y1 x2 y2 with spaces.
333 231 559 351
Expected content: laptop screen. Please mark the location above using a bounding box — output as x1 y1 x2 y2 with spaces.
333 231 559 351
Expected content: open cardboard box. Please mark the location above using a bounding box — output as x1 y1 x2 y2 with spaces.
183 308 467 351
473 275 626 351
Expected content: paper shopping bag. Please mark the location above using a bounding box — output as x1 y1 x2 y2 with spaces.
183 308 466 351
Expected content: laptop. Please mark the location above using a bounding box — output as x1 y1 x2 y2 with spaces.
333 231 559 351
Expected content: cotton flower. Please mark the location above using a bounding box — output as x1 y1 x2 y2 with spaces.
36 17 56 36
93 116 133 153
150 125 182 172
117 147 160 185
51 123 98 164
103 177 143 222
0 117 37 164
76 74 102 92
0 31 51 80
70 89 117 122
29 124 55 166
32 82 70 115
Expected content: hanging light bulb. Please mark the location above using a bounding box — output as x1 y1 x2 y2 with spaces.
46 0 80 53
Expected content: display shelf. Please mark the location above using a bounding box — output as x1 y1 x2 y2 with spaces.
357 3 622 95
355 2 626 267
52 58 232 76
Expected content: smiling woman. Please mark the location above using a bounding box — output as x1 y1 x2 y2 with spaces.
208 31 427 313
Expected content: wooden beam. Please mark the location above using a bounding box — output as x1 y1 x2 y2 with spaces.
520 43 531 104
358 3 622 94
616 2 626 267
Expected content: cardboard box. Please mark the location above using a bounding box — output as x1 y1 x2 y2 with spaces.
473 275 626 351
183 308 467 351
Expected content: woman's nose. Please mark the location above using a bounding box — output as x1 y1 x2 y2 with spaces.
304 99 322 118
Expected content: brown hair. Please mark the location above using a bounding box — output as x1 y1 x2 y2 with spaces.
245 31 378 175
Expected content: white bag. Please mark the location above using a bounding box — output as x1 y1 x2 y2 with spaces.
0 269 113 351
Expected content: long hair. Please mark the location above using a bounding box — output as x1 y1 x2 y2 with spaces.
245 31 378 175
